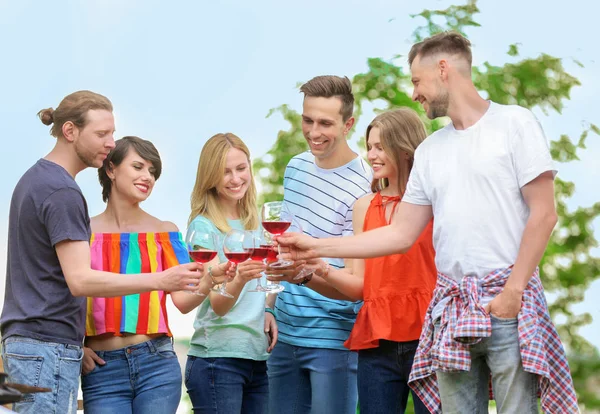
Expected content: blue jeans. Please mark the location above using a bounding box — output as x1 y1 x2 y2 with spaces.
81 336 182 414
435 315 538 413
267 341 358 414
0 335 83 414
185 356 268 414
358 340 429 414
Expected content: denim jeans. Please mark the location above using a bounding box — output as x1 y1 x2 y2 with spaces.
1 335 83 414
185 356 268 414
267 341 358 414
81 336 182 414
435 315 538 413
358 340 429 414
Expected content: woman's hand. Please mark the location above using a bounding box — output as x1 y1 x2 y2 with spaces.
264 311 278 353
82 347 105 375
234 260 266 285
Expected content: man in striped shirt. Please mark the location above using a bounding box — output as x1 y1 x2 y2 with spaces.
267 75 373 414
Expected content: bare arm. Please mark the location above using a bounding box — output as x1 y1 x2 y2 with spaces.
278 201 433 260
506 172 558 291
171 257 232 314
56 240 202 297
314 195 370 300
265 261 355 301
486 171 558 317
210 260 265 317
266 292 277 309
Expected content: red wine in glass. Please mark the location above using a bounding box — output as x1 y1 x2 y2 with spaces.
251 247 270 261
260 244 279 263
224 251 252 264
262 221 291 235
189 250 218 263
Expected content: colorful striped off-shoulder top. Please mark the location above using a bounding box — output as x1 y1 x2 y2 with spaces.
85 232 189 337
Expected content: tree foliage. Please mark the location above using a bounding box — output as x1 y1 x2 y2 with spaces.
254 0 600 407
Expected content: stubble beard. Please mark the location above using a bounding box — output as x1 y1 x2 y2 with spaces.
427 90 450 119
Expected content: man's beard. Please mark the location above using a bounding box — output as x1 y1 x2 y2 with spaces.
75 142 100 168
427 90 450 119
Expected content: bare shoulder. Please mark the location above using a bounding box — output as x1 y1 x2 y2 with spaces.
354 193 375 214
158 220 180 233
90 213 108 233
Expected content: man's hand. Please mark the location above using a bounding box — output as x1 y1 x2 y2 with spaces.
82 347 105 375
157 262 203 292
265 261 306 284
264 311 278 353
275 233 319 261
485 287 523 319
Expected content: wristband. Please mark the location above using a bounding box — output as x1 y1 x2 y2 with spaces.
264 307 277 319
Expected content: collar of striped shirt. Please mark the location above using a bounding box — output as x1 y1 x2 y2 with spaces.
408 267 579 414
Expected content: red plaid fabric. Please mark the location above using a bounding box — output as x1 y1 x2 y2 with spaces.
408 267 579 413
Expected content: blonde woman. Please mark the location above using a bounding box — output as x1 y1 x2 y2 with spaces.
185 133 278 414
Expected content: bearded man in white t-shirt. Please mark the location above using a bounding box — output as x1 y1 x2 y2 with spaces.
277 32 578 413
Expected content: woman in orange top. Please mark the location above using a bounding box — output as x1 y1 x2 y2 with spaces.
301 108 436 414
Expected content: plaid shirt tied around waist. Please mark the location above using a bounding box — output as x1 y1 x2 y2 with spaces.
408 267 579 413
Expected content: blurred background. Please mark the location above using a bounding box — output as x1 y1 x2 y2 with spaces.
1 0 598 411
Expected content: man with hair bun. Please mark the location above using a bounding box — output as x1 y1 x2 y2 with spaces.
0 91 202 413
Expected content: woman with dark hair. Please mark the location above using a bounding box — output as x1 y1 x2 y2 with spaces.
81 136 231 414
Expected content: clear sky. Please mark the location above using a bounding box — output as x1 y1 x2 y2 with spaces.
1 0 598 347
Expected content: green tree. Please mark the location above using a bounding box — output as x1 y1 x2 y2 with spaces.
254 0 600 408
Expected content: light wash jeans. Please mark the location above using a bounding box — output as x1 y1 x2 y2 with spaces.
267 341 358 414
1 335 83 414
81 336 182 414
434 315 538 413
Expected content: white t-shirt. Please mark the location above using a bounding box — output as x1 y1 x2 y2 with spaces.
403 102 556 283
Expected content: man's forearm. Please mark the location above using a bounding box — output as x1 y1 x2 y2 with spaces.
506 211 558 293
72 269 157 297
317 224 411 259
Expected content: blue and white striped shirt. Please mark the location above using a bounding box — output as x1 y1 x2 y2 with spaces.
276 151 373 350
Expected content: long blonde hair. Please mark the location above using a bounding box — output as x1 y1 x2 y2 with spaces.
366 108 427 195
188 133 259 233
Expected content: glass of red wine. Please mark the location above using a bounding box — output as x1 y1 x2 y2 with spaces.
261 201 293 268
185 225 219 296
250 231 285 293
248 230 269 292
218 229 254 298
288 216 313 281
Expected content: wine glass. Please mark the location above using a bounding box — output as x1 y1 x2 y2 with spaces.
261 201 293 268
261 232 285 293
185 224 219 296
287 216 313 281
248 230 270 292
218 229 254 298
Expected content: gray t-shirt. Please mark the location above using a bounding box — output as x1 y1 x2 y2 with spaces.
1 159 91 346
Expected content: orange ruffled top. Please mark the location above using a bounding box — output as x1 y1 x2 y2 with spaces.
344 192 437 351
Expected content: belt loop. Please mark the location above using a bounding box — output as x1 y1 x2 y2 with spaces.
147 337 157 353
